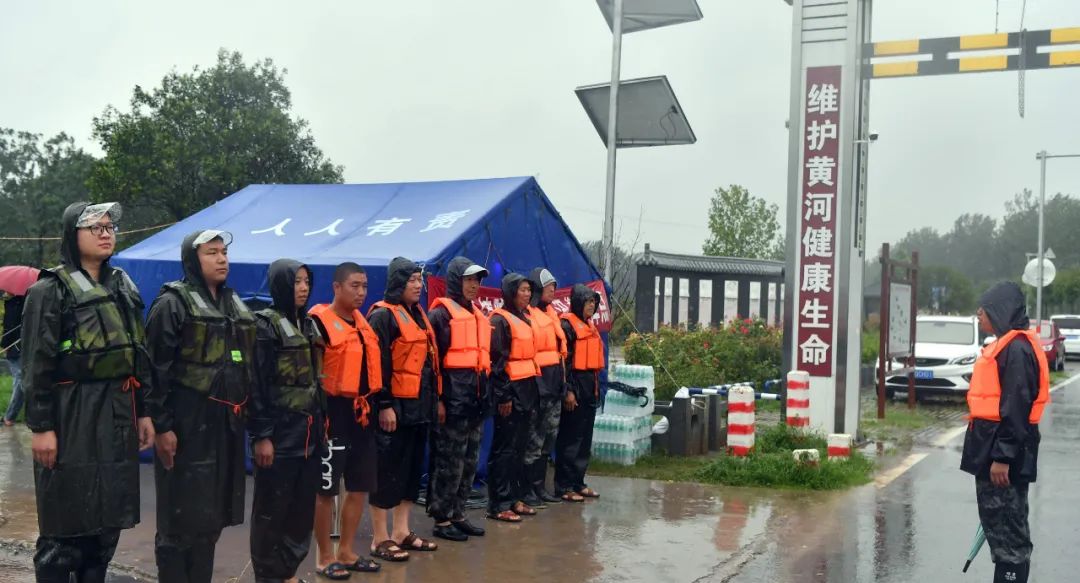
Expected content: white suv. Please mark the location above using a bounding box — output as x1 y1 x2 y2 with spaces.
883 315 984 398
1050 315 1080 358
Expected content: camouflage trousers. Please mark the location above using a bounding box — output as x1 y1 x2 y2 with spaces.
427 415 484 523
523 397 562 494
976 479 1032 565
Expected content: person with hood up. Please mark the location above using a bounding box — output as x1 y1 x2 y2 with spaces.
367 257 442 560
962 282 1050 583
146 229 257 583
522 267 569 508
555 284 604 502
23 202 155 583
248 259 325 583
486 273 541 522
426 257 491 542
309 262 388 577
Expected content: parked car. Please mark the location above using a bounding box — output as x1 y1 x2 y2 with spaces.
1032 320 1067 372
881 315 984 398
1050 315 1080 358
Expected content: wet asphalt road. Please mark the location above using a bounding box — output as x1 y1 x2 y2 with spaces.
1 365 1078 582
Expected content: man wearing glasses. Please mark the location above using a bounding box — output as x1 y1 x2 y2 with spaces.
22 202 155 582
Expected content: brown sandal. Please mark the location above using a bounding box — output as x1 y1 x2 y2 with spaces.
399 532 438 551
487 510 522 522
512 502 537 516
370 540 409 562
578 488 600 498
561 492 585 503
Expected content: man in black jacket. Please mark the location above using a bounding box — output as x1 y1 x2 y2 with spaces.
426 257 491 542
146 230 256 583
23 202 155 583
249 259 325 583
961 282 1049 583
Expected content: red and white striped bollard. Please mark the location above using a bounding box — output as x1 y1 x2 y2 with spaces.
727 386 756 456
786 370 811 428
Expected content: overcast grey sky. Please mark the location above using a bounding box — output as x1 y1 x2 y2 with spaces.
3 0 1079 256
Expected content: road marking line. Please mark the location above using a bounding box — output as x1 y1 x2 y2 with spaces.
878 369 1080 490
875 453 929 489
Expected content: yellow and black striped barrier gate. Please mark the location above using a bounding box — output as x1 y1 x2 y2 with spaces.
868 27 1080 78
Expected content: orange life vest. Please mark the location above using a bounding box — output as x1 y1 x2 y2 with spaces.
529 305 567 369
560 312 604 371
492 308 540 381
368 301 442 398
967 329 1051 424
430 297 492 374
308 304 383 398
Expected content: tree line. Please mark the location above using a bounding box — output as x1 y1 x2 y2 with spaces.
887 190 1080 315
0 49 342 268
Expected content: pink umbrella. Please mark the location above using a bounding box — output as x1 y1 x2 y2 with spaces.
0 265 41 296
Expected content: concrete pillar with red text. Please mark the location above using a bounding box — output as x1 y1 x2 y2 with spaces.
781 0 872 436
727 387 756 456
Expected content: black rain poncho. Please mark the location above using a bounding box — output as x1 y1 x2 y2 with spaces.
23 201 151 537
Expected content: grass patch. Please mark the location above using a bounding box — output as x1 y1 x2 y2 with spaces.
756 399 781 414
860 400 940 443
591 424 874 491
1051 370 1069 384
0 374 16 422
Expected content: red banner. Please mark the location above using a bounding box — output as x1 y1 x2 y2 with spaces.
796 66 841 377
426 276 611 332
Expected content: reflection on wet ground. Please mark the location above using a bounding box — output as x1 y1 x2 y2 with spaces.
2 379 1077 582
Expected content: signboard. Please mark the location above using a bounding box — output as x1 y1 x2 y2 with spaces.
426 276 612 332
795 65 842 377
888 282 911 357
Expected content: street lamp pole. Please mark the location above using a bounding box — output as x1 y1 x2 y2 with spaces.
1034 151 1080 328
601 0 624 282
1037 150 1046 329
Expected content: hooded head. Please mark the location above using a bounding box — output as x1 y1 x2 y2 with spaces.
569 284 601 320
60 201 121 269
978 281 1029 336
384 256 422 305
181 229 233 293
501 273 532 315
528 267 557 308
446 256 488 306
267 259 311 322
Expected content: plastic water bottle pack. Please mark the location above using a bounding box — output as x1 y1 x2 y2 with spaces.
592 364 656 465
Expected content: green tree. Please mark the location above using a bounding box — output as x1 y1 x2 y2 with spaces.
918 265 976 315
0 129 96 267
1045 267 1080 315
702 184 783 260
998 190 1080 283
90 49 344 234
893 227 946 266
943 213 998 285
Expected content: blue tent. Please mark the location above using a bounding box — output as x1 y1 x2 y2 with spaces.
114 176 605 476
114 176 602 310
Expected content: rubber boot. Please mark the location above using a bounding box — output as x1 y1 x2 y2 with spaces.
523 460 549 508
994 561 1030 583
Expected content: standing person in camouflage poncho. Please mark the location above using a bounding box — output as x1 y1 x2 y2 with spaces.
426 257 491 542
23 202 155 583
962 282 1050 583
146 230 257 583
248 259 326 583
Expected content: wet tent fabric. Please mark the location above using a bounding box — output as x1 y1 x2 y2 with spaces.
113 177 600 311
113 176 604 476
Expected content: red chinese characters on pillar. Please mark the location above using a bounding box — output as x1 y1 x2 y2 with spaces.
797 66 841 377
